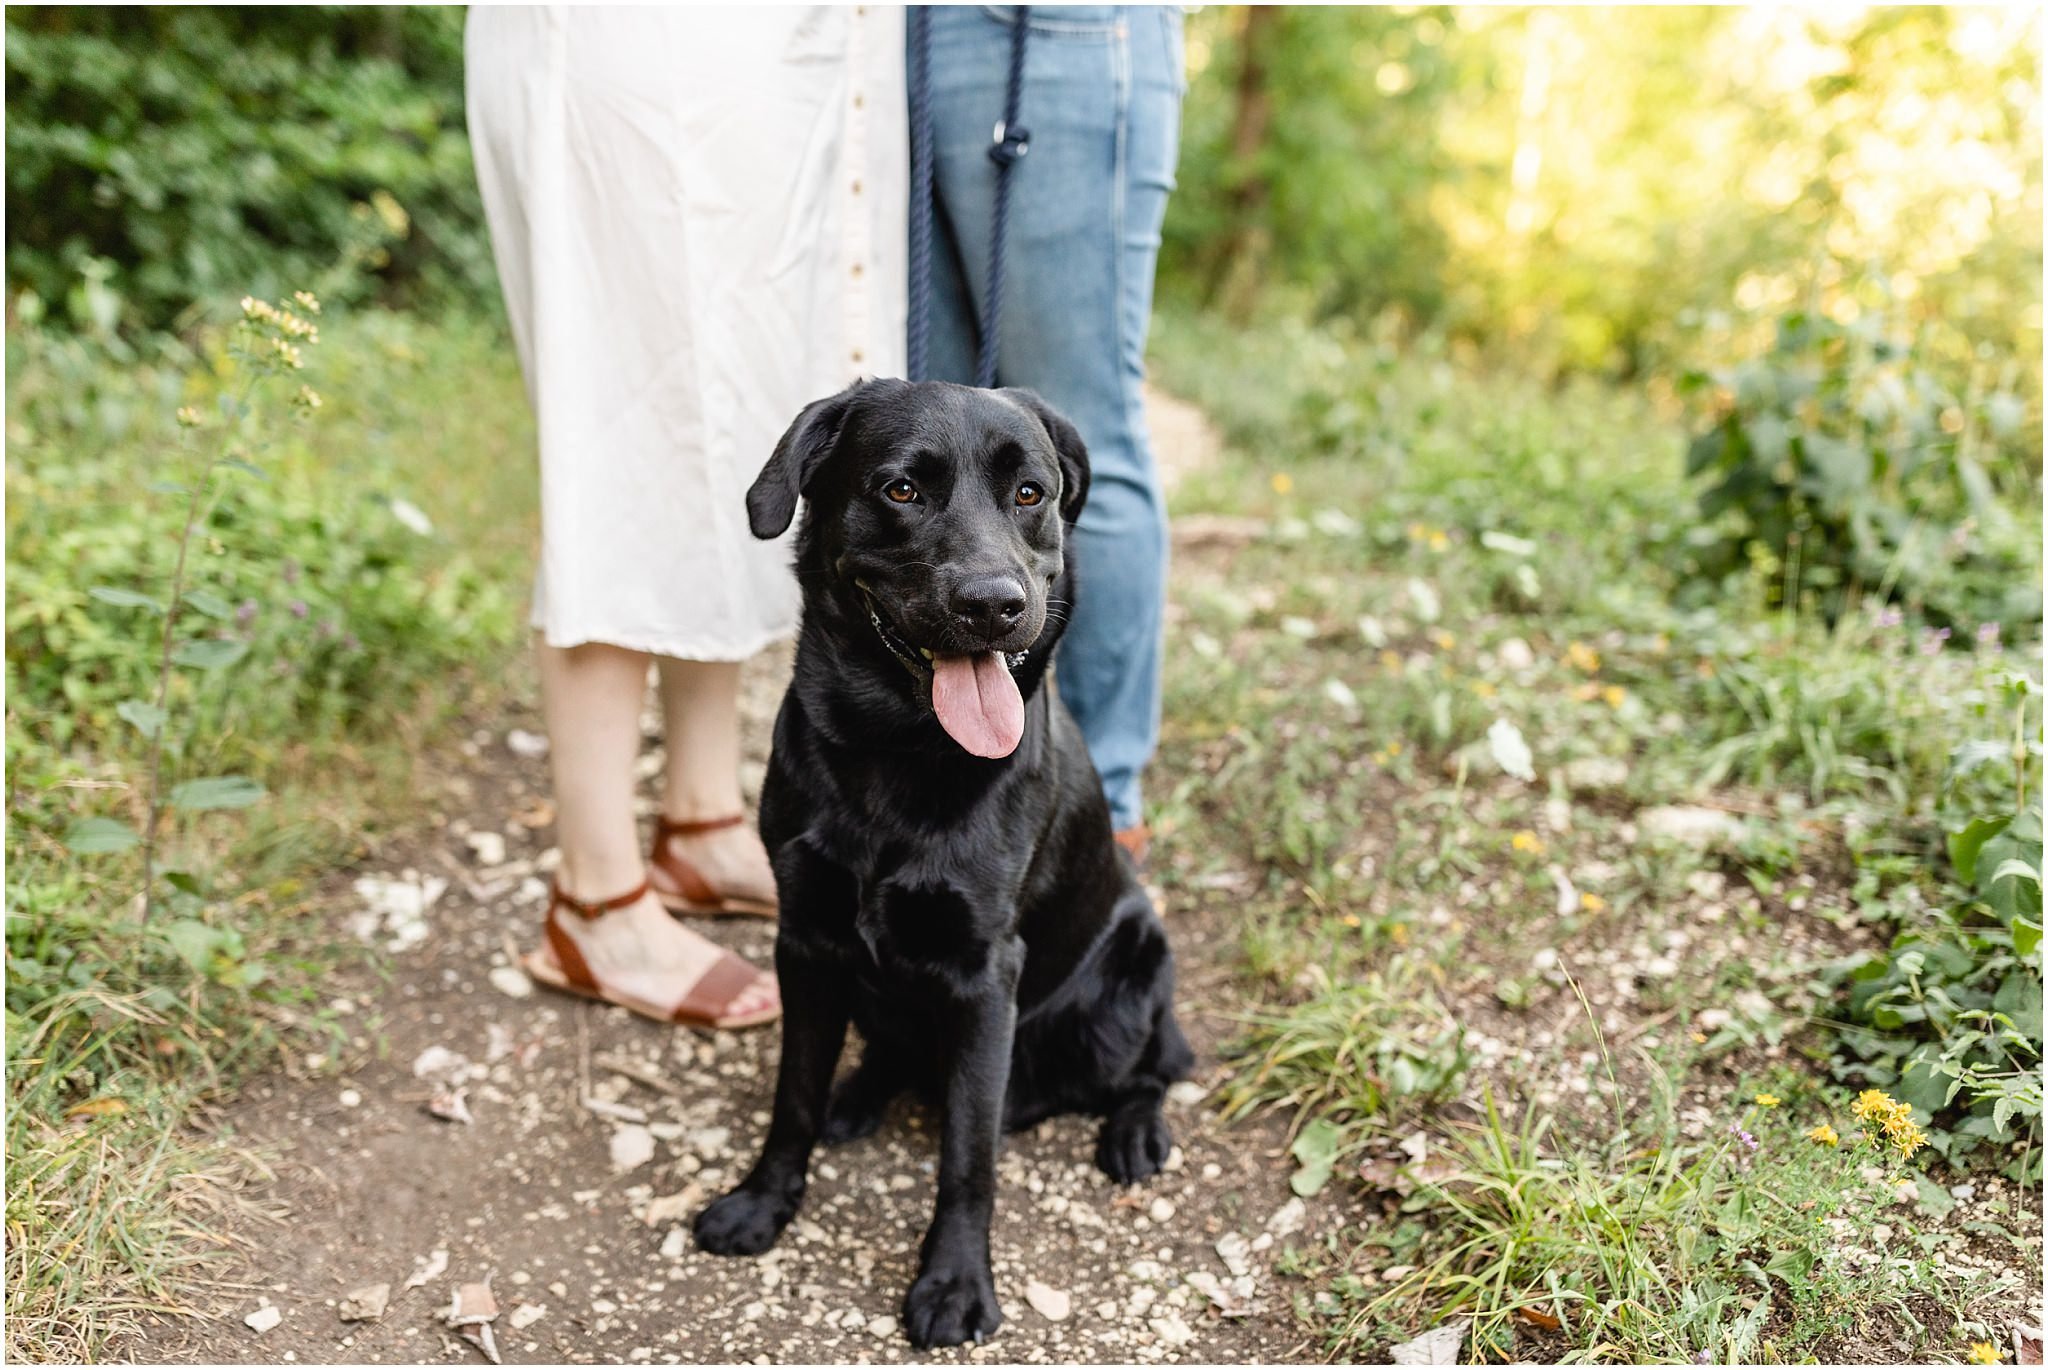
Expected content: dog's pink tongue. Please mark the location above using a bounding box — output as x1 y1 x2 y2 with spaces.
930 652 1024 758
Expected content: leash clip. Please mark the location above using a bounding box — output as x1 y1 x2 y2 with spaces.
989 119 1030 166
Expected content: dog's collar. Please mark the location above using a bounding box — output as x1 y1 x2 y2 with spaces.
854 582 1029 679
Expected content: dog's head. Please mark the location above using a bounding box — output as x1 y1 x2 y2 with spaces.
747 379 1090 759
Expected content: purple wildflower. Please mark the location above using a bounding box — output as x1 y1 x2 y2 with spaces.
288 600 308 619
1694 1352 1713 1365
1919 627 1951 656
1875 606 1903 629
282 559 301 586
1977 622 2001 648
235 598 258 629
1728 1124 1758 1153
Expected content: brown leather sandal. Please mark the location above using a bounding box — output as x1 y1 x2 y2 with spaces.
648 814 778 918
519 879 780 1030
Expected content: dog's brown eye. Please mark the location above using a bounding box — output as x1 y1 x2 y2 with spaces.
1016 483 1044 507
884 479 919 504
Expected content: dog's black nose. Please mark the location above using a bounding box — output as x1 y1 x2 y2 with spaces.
950 574 1027 638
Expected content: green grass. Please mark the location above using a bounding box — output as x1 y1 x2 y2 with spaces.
1148 304 2043 1362
4 305 537 1360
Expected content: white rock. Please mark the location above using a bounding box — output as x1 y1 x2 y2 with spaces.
1560 756 1630 791
1025 1280 1071 1322
659 1227 686 1259
1148 1197 1176 1224
465 830 508 866
1166 1081 1207 1107
1215 1232 1252 1278
338 1284 390 1323
245 1305 282 1334
610 1124 657 1173
506 728 550 759
1639 805 1744 846
509 1304 546 1331
1150 1311 1196 1347
338 1088 362 1109
867 1315 896 1338
1391 1323 1466 1364
1496 637 1535 671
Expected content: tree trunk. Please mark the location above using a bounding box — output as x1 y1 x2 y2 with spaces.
1212 5 1280 320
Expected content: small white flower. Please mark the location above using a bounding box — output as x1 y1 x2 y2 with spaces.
1322 678 1358 712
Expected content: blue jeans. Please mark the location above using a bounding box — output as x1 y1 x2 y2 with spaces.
921 5 1184 831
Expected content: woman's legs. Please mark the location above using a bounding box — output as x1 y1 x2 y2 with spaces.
533 639 777 1019
653 659 777 906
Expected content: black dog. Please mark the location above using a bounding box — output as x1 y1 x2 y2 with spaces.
693 379 1192 1348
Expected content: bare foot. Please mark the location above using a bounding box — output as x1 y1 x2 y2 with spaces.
533 891 779 1024
655 819 778 912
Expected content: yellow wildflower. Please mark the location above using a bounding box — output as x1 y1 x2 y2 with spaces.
1602 684 1627 709
1428 530 1449 552
1270 472 1294 494
1379 649 1404 676
1806 1123 1840 1147
175 406 201 428
1511 830 1545 855
1965 1343 1999 1365
1754 1093 1780 1108
294 290 322 314
1471 680 1497 699
1407 522 1427 542
1432 630 1457 651
1565 641 1601 673
1579 892 1607 913
1852 1089 1895 1122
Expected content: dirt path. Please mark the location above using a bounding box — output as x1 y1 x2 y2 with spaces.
127 390 1322 1367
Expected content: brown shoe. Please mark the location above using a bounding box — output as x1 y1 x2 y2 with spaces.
519 880 780 1030
1113 823 1151 872
648 814 778 918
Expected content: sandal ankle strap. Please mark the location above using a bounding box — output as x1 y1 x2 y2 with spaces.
654 813 747 841
549 877 651 922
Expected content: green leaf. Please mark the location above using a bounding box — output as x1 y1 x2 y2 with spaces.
166 776 265 811
163 919 228 973
146 479 190 496
116 699 166 738
1763 1246 1815 1283
66 816 140 853
161 870 203 896
2012 917 2042 958
1289 1118 1345 1197
1949 816 2012 887
171 638 248 670
182 590 233 619
89 585 164 613
220 458 267 479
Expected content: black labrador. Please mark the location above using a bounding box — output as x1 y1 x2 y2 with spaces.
693 379 1192 1348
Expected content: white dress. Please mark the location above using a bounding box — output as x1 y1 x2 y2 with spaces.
466 6 908 659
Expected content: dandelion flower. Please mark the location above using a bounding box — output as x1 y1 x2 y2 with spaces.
1270 472 1294 495
1807 1123 1839 1147
1579 892 1607 913
1754 1093 1780 1108
1511 831 1545 855
1965 1342 1999 1364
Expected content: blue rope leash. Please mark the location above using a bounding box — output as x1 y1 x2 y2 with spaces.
905 6 1030 388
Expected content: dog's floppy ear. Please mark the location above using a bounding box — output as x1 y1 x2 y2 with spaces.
747 381 866 539
999 388 1091 523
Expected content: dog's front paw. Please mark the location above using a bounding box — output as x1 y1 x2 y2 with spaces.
1096 1108 1172 1184
903 1262 1002 1348
693 1185 796 1257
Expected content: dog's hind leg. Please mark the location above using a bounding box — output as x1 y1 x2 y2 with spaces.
1094 1000 1193 1184
821 1047 904 1146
